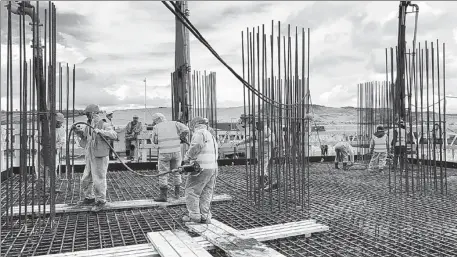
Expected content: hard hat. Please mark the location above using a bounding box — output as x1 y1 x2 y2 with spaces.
106 110 114 115
151 113 166 123
376 125 385 132
56 113 65 122
203 118 209 124
133 114 139 118
190 116 206 129
84 104 100 113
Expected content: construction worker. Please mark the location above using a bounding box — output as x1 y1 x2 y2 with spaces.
106 110 116 160
35 112 66 193
334 139 354 170
368 125 389 173
73 104 117 211
125 115 142 161
390 119 409 171
235 114 276 190
182 116 218 223
151 113 189 202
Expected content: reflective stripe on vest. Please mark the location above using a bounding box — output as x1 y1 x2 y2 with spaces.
156 121 181 153
373 136 388 152
196 130 218 169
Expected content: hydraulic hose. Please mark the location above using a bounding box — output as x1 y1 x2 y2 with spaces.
66 122 172 177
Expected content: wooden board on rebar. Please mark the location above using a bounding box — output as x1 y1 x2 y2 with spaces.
187 221 285 257
147 230 213 257
9 194 232 216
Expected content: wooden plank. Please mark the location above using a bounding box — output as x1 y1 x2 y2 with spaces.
147 232 181 257
10 194 232 215
173 230 213 257
159 230 199 257
188 223 284 257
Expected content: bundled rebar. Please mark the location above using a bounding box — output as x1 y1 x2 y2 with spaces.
238 21 311 212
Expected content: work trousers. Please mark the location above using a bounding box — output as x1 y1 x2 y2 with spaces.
185 168 218 221
368 152 387 171
158 152 182 187
334 149 349 163
393 146 407 170
125 139 136 158
259 151 276 183
80 153 109 203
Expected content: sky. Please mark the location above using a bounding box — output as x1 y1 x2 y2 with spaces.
2 1 457 112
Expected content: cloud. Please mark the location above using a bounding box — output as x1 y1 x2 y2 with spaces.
2 1 457 113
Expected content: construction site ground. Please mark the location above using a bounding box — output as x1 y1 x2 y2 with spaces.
2 162 457 257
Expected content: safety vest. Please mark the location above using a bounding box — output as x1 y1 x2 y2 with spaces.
391 128 408 146
372 135 388 152
195 129 218 169
155 121 181 154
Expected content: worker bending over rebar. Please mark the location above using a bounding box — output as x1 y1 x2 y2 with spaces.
182 116 218 224
334 139 354 170
73 104 117 212
368 125 389 173
151 113 189 202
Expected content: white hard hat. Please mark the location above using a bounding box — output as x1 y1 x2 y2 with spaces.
106 110 114 115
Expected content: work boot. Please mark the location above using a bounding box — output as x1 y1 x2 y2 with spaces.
200 217 211 224
255 176 268 190
182 215 201 223
343 163 348 170
174 185 181 198
154 187 168 202
263 182 279 191
78 198 95 205
91 201 107 212
335 163 339 169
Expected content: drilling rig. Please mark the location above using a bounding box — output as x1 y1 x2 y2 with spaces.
395 1 419 123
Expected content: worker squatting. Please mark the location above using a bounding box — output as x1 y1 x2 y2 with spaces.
65 104 218 222
333 120 412 173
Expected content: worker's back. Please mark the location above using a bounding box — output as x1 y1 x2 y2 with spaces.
155 121 181 154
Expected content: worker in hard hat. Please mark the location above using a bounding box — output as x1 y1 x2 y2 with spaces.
151 113 189 202
368 125 389 173
105 110 116 160
124 115 142 161
334 139 355 170
182 116 218 223
390 119 410 171
36 112 66 193
73 104 117 211
235 114 276 190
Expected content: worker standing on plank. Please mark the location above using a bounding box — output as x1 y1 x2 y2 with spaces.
105 110 116 160
182 116 218 224
368 125 389 173
124 115 142 161
334 139 354 170
73 104 117 211
151 113 190 202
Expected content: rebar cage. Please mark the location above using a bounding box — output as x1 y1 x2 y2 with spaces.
357 41 448 195
237 21 311 212
2 1 78 247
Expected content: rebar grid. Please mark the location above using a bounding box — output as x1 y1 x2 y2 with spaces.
2 163 457 257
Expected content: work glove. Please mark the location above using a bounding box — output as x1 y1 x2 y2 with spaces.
94 128 101 134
